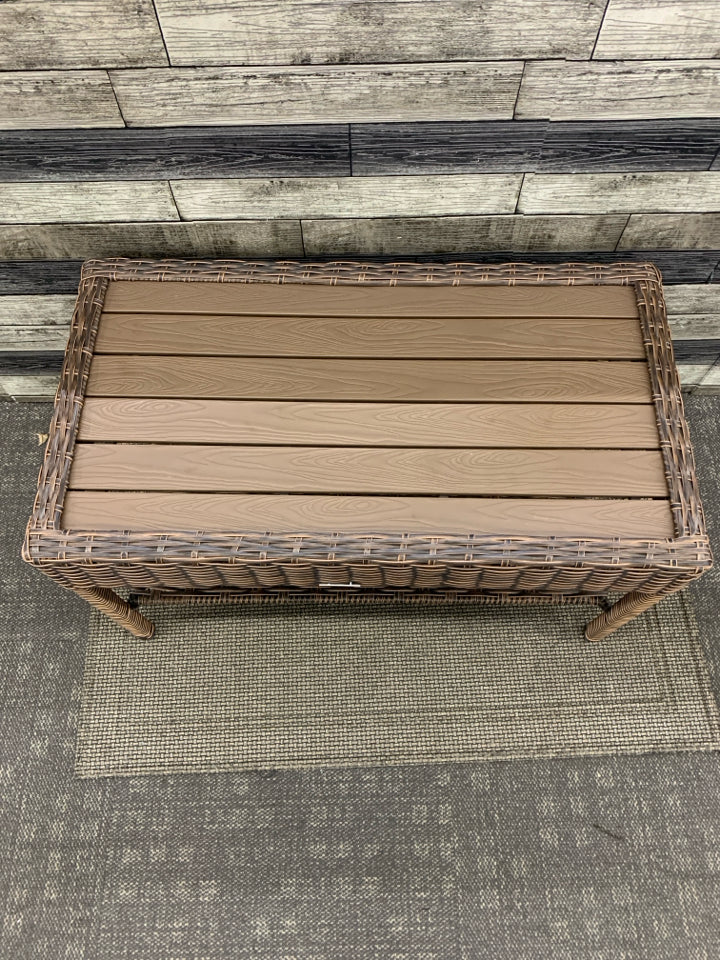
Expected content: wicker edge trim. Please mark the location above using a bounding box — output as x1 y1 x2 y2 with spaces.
24 259 711 572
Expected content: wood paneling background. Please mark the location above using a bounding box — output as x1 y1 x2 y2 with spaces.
1 0 719 397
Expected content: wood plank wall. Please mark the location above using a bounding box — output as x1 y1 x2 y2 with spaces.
1 0 719 398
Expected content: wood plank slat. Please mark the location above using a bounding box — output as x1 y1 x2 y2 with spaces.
102 279 639 318
152 0 604 65
593 0 720 60
95 313 645 358
60 492 675 538
0 70 124 130
516 60 720 121
85 357 652 402
109 63 524 127
618 214 720 251
69 445 669 497
0 182 180 225
77 399 662 447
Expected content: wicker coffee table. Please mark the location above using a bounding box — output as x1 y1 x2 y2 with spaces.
24 258 711 641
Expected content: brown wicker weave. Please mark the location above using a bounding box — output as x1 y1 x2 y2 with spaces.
23 258 712 641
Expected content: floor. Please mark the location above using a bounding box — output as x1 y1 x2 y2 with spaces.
2 398 720 960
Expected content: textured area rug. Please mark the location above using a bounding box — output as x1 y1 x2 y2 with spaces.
76 595 720 777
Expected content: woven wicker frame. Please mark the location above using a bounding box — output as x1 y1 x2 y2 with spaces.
23 259 712 619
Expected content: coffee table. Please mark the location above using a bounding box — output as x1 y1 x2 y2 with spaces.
24 258 711 641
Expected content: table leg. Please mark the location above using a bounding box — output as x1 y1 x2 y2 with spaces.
73 585 155 638
585 591 663 642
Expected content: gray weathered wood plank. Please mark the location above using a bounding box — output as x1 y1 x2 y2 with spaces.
0 221 304 260
666 285 720 339
618 214 720 250
171 175 523 219
516 61 720 121
110 63 524 126
594 0 720 60
153 0 605 65
0 182 179 224
0 295 75 327
0 328 69 351
0 375 59 400
0 0 167 69
0 71 124 129
302 215 629 255
518 172 720 214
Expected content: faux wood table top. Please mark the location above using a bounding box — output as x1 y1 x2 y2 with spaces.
24 259 711 579
60 266 672 541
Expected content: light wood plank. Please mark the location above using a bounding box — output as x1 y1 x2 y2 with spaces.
518 173 720 214
95 312 645 359
618 214 720 250
0 182 179 224
0 327 68 351
85 357 652 402
60 492 675 538
103 279 639 318
516 61 720 121
0 71 124 130
170 174 523 219
77 399 662 448
666 284 720 339
0 1 167 69
153 0 604 65
0 295 75 326
594 0 720 60
677 362 714 388
109 63 524 126
0 221 303 260
69 444 669 497
301 215 630 255
0 374 58 400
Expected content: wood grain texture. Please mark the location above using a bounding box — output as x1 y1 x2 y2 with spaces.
677 361 715 388
301 215 630 255
0 0 167 69
0 126 351 181
77 399 662 448
353 119 720 175
0 351 62 374
0 295 75 327
103 280 639 319
0 71 123 130
69 444 669 497
171 175 523 219
95 313 645 359
85 357 652 402
0 262 84 295
0 374 58 400
536 120 720 173
0 329 68 351
0 221 303 260
60 491 675 538
152 0 605 65
618 214 720 250
665 284 720 320
109 63 524 126
518 173 720 214
594 0 720 60
0 182 179 225
516 61 720 121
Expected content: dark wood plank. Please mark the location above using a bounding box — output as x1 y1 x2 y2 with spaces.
85 357 652 402
0 351 63 374
95 313 645 359
69 445 669 497
0 126 350 181
60 492 675 538
0 261 83 295
103 280 639 318
77 399 662 448
352 119 720 175
538 120 720 173
351 121 546 174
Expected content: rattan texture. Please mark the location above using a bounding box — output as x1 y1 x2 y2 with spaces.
23 259 712 602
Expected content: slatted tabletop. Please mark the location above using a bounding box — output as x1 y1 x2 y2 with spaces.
62 276 674 540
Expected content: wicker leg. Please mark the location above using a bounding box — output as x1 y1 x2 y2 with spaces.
585 591 663 642
73 585 155 638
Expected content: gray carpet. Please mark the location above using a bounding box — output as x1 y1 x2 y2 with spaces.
2 398 720 959
78 594 720 777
